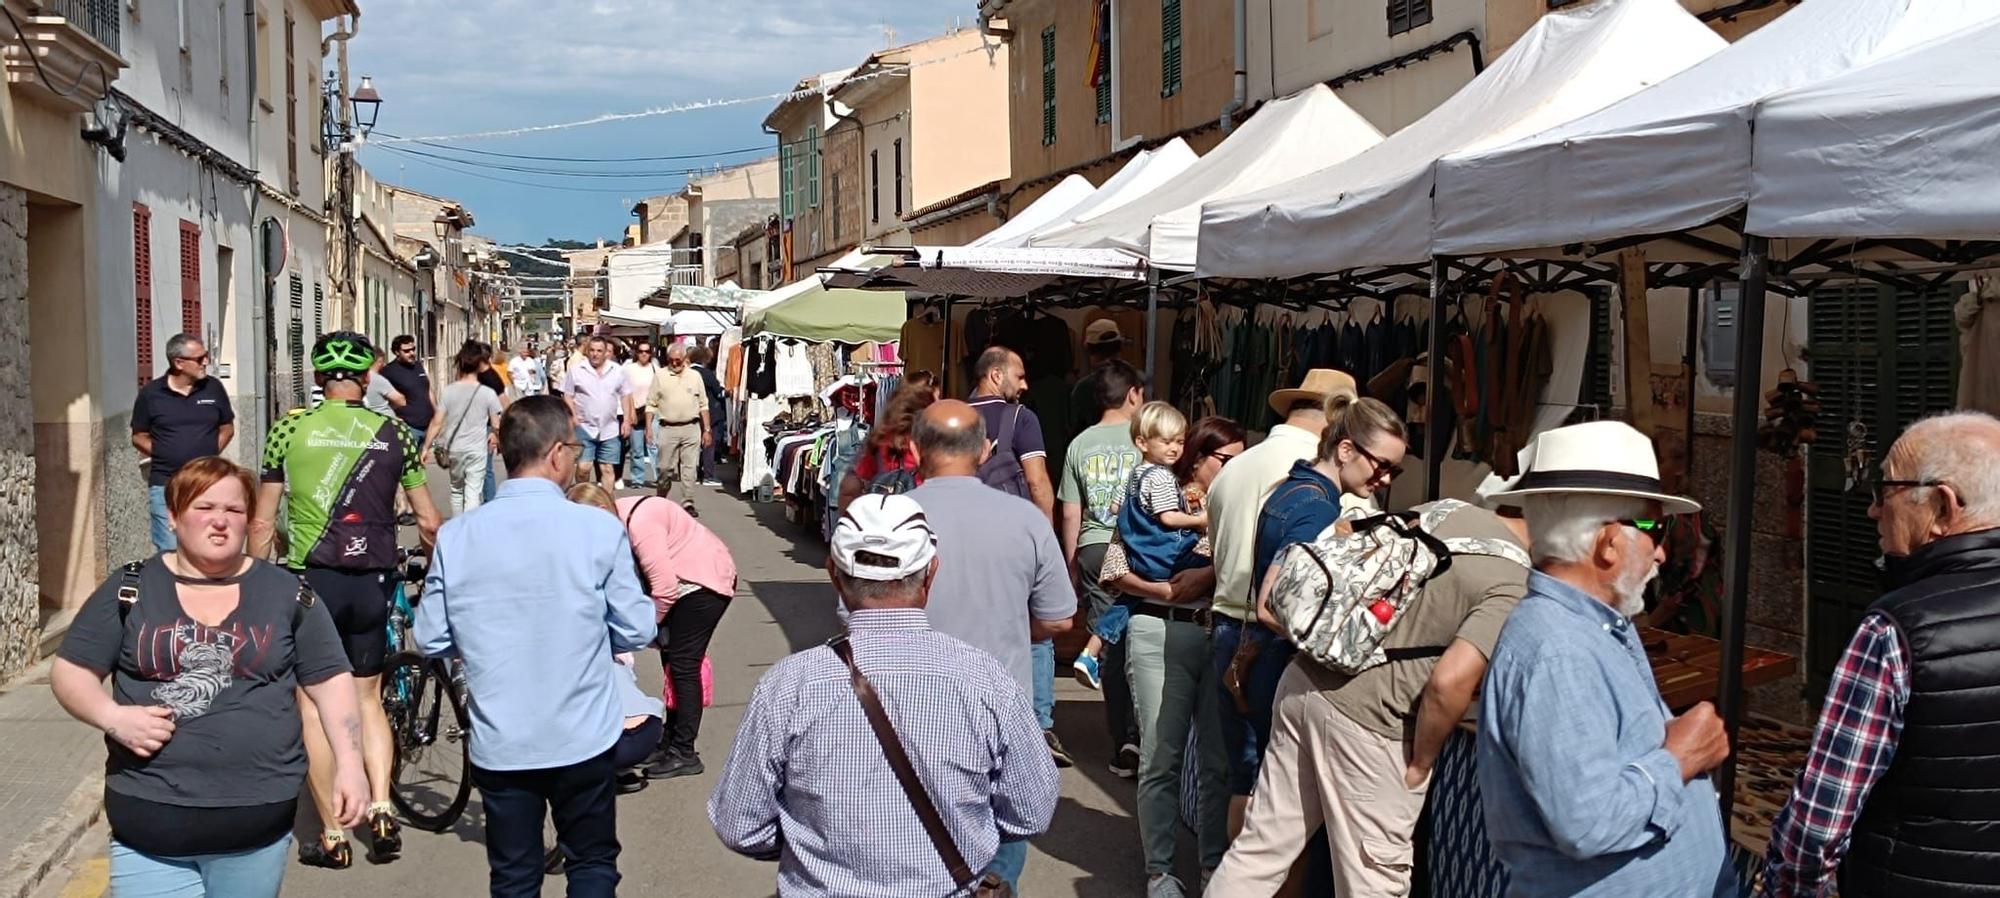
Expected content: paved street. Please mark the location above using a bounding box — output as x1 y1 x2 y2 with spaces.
37 470 1168 897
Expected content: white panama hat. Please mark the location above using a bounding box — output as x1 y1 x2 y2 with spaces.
1483 420 1701 515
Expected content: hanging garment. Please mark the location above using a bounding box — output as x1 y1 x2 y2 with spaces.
738 395 786 492
901 314 946 381
746 338 780 397
1958 277 2000 416
773 340 815 397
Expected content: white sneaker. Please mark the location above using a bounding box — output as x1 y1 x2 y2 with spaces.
615 479 627 489
1147 873 1186 898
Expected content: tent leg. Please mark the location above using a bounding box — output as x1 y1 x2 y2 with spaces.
941 298 955 396
1715 234 1770 828
1144 269 1160 398
1425 257 1449 502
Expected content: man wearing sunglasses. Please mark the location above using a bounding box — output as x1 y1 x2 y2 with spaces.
131 332 235 552
1476 420 1735 897
1764 411 2000 897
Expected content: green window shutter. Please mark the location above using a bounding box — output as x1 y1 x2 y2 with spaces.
1162 0 1182 98
779 144 793 218
807 126 820 209
1804 282 1961 696
1042 25 1057 146
1096 76 1111 124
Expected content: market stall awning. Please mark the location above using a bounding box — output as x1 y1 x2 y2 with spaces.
643 282 764 312
1196 0 1722 278
1431 0 2000 258
1033 85 1383 270
971 175 1096 248
1039 139 1199 232
826 245 1149 297
743 253 905 343
1748 17 2000 240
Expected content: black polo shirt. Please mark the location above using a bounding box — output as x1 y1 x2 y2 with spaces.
378 359 435 430
131 375 234 486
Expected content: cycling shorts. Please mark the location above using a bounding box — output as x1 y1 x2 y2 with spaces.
298 566 395 677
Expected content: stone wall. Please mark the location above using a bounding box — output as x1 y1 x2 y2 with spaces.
0 186 43 682
1689 417 1809 724
100 409 154 570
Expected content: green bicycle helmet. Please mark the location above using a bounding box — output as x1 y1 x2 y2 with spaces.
311 330 377 378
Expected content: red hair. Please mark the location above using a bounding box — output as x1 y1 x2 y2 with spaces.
165 456 258 519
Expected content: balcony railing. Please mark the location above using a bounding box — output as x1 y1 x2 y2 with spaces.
43 0 118 53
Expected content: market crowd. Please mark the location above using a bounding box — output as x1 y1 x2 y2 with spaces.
43 320 2000 898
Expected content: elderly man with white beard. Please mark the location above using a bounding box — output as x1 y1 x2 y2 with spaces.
1474 421 1739 897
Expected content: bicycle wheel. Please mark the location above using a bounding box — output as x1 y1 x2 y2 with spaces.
383 652 472 831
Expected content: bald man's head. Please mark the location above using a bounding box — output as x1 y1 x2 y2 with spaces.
915 399 990 478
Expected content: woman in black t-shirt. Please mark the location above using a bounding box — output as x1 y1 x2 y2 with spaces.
52 457 368 891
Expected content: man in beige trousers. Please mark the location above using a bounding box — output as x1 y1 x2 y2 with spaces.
646 343 712 517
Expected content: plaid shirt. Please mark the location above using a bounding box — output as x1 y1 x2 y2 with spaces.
1761 612 1909 897
708 608 1060 897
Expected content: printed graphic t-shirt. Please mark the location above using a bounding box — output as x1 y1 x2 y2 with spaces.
1059 421 1140 549
261 400 426 570
57 557 351 807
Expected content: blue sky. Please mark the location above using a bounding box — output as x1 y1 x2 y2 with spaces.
349 0 969 245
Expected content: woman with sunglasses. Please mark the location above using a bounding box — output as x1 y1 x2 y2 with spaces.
1250 394 1410 633
1096 415 1247 895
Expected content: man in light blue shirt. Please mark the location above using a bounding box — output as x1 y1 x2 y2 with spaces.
416 395 656 898
1476 421 1736 897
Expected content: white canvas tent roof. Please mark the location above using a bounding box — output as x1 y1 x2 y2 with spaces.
1196 0 1721 278
1432 0 2000 258
1748 17 2000 240
971 175 1095 248
1043 138 1198 231
1032 85 1382 270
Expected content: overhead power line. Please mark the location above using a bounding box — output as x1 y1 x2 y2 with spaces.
376 40 989 144
374 133 775 164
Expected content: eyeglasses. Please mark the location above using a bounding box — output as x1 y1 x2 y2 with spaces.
1352 443 1404 484
1872 478 1963 508
178 353 210 365
1206 450 1239 465
1616 518 1666 546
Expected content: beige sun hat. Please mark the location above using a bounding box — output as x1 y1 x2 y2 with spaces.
1267 368 1359 418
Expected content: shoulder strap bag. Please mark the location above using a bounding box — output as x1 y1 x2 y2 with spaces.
828 636 1012 897
433 386 476 470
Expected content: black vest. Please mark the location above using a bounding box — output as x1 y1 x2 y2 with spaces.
1840 528 2000 897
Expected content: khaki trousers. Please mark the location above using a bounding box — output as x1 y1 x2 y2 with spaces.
654 421 702 505
1207 661 1431 897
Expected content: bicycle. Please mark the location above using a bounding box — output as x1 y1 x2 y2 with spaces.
381 548 474 832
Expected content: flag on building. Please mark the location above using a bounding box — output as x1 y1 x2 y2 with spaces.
1086 0 1111 89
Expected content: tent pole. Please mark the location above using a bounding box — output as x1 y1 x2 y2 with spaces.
1144 268 1160 398
1715 233 1770 827
941 298 955 396
1426 256 1449 502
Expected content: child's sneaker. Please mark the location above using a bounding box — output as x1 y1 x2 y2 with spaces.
1072 653 1103 690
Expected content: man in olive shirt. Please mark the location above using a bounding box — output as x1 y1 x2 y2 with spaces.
1057 360 1144 771
1210 501 1530 896
646 343 711 516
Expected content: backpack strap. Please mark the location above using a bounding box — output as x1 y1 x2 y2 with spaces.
115 561 146 626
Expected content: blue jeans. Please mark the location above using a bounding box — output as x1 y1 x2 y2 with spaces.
1209 615 1297 795
482 452 499 502
109 834 290 898
987 839 1027 892
147 484 175 552
1030 639 1055 730
627 421 656 485
1093 598 1134 644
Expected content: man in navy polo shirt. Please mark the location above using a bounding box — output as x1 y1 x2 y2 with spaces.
131 333 235 551
378 334 436 449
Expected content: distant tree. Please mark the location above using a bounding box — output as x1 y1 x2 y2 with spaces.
542 238 591 250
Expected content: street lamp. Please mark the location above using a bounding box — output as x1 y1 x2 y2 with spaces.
351 76 382 135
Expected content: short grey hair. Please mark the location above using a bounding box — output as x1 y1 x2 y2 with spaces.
165 333 203 362
833 568 927 605
664 343 688 360
1901 411 2000 523
1522 493 1652 566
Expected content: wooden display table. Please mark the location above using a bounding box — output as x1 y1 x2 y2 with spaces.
1641 627 1799 712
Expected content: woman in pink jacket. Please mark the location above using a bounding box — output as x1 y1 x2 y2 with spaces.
568 483 737 780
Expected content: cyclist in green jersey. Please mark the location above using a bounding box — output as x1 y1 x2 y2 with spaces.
251 331 442 870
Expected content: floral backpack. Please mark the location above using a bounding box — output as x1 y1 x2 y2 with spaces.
1266 499 1530 675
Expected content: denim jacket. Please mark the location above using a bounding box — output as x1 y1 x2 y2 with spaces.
1252 460 1342 595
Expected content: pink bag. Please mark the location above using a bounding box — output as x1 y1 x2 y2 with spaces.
663 655 714 710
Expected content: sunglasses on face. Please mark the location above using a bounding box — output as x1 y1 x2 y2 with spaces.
1617 518 1666 545
1352 443 1404 483
1206 450 1239 465
179 353 210 366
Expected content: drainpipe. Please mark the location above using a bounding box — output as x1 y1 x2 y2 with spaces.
320 9 359 57
1220 0 1247 133
245 0 266 435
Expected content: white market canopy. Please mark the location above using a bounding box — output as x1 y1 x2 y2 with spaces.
646 281 764 313
1431 0 2000 258
970 175 1095 248
1039 138 1198 232
1033 85 1383 270
830 245 1150 298
1196 0 1722 278
1747 16 2000 240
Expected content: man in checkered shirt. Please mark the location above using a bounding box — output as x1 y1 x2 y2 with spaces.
1763 412 2000 897
709 494 1060 897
